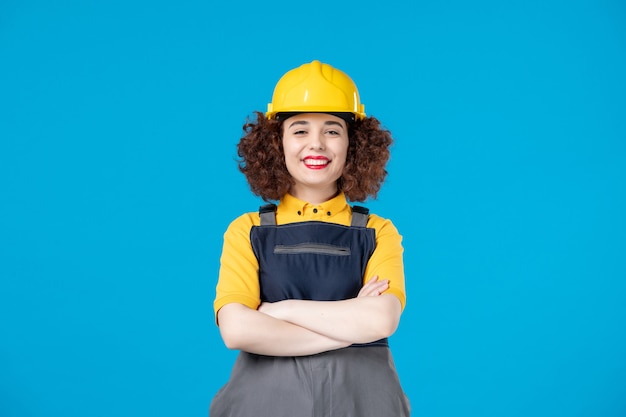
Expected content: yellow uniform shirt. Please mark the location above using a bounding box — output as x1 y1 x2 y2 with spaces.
214 193 406 319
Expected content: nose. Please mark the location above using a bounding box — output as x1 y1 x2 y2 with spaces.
309 131 326 151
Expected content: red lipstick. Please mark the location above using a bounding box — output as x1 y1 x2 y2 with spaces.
302 156 330 170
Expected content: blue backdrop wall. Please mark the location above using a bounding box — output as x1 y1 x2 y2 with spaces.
1 1 625 416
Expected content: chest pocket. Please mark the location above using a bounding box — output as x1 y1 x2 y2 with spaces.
274 243 351 256
250 206 376 303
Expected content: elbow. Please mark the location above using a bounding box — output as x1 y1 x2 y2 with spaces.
219 319 253 351
216 304 251 351
383 315 401 338
373 315 400 339
371 295 402 339
219 327 243 350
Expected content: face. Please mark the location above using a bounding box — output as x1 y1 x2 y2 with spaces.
282 113 349 202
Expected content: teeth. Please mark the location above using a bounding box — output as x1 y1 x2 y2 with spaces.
304 159 329 166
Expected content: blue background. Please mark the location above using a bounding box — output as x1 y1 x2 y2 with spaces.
1 1 625 416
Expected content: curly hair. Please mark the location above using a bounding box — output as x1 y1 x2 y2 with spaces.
237 111 393 202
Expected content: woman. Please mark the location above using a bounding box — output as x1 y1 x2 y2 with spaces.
210 60 410 416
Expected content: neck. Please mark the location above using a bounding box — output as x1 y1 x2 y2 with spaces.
289 184 339 205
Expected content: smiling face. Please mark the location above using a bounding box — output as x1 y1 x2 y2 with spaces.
281 113 349 204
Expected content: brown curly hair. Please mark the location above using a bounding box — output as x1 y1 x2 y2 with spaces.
237 111 393 202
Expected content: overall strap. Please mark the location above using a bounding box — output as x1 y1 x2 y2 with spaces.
350 205 370 227
259 204 277 226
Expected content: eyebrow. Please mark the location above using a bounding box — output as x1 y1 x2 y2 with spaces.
287 120 345 129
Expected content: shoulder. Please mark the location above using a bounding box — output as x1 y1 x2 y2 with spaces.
365 212 403 247
366 212 400 234
224 211 261 235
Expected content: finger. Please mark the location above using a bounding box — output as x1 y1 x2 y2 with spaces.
364 278 388 290
358 285 379 297
357 277 377 296
362 275 382 289
366 275 379 284
358 279 389 297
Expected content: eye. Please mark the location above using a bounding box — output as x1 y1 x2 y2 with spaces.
325 129 341 136
293 129 308 135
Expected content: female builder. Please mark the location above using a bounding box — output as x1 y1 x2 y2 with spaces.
210 60 410 416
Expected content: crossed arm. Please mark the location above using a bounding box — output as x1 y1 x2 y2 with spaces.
217 276 402 357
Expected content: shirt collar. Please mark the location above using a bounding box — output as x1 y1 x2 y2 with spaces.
278 192 351 221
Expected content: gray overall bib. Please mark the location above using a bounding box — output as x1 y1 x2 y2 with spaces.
210 205 410 417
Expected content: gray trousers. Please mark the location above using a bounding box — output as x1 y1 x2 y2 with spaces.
210 346 410 417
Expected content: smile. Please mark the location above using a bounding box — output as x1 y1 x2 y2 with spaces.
303 157 330 169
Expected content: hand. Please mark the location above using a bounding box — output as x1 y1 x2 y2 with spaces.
258 300 285 320
358 275 389 297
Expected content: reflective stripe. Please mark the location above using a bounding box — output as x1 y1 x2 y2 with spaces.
274 243 351 256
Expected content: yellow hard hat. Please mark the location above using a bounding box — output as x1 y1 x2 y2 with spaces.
266 60 366 120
